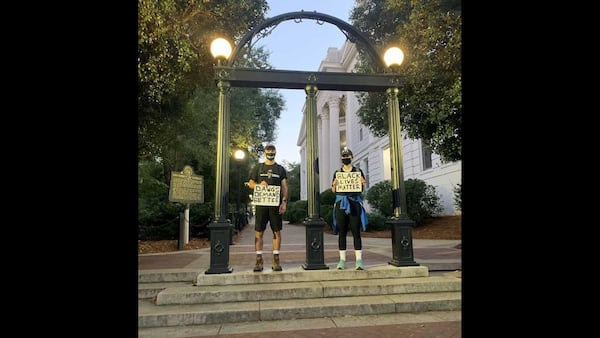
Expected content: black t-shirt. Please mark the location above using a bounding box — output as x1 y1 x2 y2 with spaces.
249 162 287 187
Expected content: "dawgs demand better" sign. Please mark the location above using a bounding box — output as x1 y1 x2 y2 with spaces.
252 185 281 206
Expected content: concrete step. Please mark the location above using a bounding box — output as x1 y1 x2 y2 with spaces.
156 275 460 305
194 264 429 285
138 281 191 299
138 265 432 299
138 310 461 337
139 269 199 283
138 291 461 328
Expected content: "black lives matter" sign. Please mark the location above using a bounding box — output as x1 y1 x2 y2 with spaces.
335 171 362 192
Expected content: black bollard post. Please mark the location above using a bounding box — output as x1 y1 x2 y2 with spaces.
205 220 233 274
302 218 329 270
387 217 419 267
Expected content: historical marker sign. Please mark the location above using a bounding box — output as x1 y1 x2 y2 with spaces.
169 165 204 204
252 185 281 206
335 171 362 192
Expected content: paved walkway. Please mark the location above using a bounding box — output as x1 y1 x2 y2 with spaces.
139 219 461 273
138 218 462 337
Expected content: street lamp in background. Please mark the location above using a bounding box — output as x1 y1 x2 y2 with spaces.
233 149 246 232
205 37 234 274
383 46 418 267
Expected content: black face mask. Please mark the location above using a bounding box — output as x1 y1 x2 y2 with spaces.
342 158 351 165
266 154 275 160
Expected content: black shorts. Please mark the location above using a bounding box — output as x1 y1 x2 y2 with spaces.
254 206 283 232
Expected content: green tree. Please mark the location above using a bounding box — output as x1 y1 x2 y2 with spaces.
138 0 272 166
350 0 462 162
138 0 290 234
281 161 301 203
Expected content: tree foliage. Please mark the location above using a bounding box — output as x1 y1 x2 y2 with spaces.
138 0 269 107
138 0 272 165
281 161 301 203
350 0 462 162
138 1 289 231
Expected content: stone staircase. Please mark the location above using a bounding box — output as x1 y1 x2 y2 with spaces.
138 264 461 329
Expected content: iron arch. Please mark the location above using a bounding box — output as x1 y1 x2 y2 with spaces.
227 11 386 72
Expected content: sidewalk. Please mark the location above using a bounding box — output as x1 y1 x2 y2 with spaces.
138 218 462 337
139 219 461 273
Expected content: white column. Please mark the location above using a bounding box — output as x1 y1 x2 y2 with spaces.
328 96 341 179
319 106 330 192
317 113 324 193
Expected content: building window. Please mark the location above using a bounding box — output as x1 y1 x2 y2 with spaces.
359 127 363 141
339 130 346 150
422 140 432 170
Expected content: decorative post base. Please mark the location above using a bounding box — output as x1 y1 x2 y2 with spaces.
302 218 329 270
205 220 233 274
387 217 419 267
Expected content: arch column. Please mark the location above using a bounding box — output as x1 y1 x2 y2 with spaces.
302 84 328 270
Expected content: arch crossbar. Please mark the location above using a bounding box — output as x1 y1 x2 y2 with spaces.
228 11 386 72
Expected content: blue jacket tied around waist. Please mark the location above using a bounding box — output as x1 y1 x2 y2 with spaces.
332 195 369 235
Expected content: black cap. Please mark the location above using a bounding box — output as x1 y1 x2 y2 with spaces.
341 147 352 156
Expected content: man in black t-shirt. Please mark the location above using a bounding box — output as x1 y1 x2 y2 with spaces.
248 144 288 272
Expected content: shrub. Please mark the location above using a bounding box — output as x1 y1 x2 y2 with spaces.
320 204 333 228
283 200 307 223
405 178 443 225
365 211 389 231
365 180 393 216
453 183 462 211
365 178 443 226
320 188 336 205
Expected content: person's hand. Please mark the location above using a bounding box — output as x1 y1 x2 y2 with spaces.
260 180 268 187
279 201 287 214
331 179 337 192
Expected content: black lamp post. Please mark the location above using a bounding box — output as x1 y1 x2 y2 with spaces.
233 149 246 232
205 37 234 274
383 47 419 267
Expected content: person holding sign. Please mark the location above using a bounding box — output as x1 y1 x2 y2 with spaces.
248 144 288 272
331 147 369 270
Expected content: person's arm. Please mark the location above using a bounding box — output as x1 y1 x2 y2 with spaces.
279 177 288 213
248 166 257 189
331 171 338 192
281 178 288 204
248 165 264 189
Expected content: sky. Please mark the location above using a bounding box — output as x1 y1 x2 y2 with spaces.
260 0 357 165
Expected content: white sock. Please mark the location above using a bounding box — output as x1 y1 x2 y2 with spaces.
355 250 362 260
339 250 346 261
273 250 279 255
256 251 263 256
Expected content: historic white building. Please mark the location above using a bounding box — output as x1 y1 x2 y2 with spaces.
297 40 461 216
